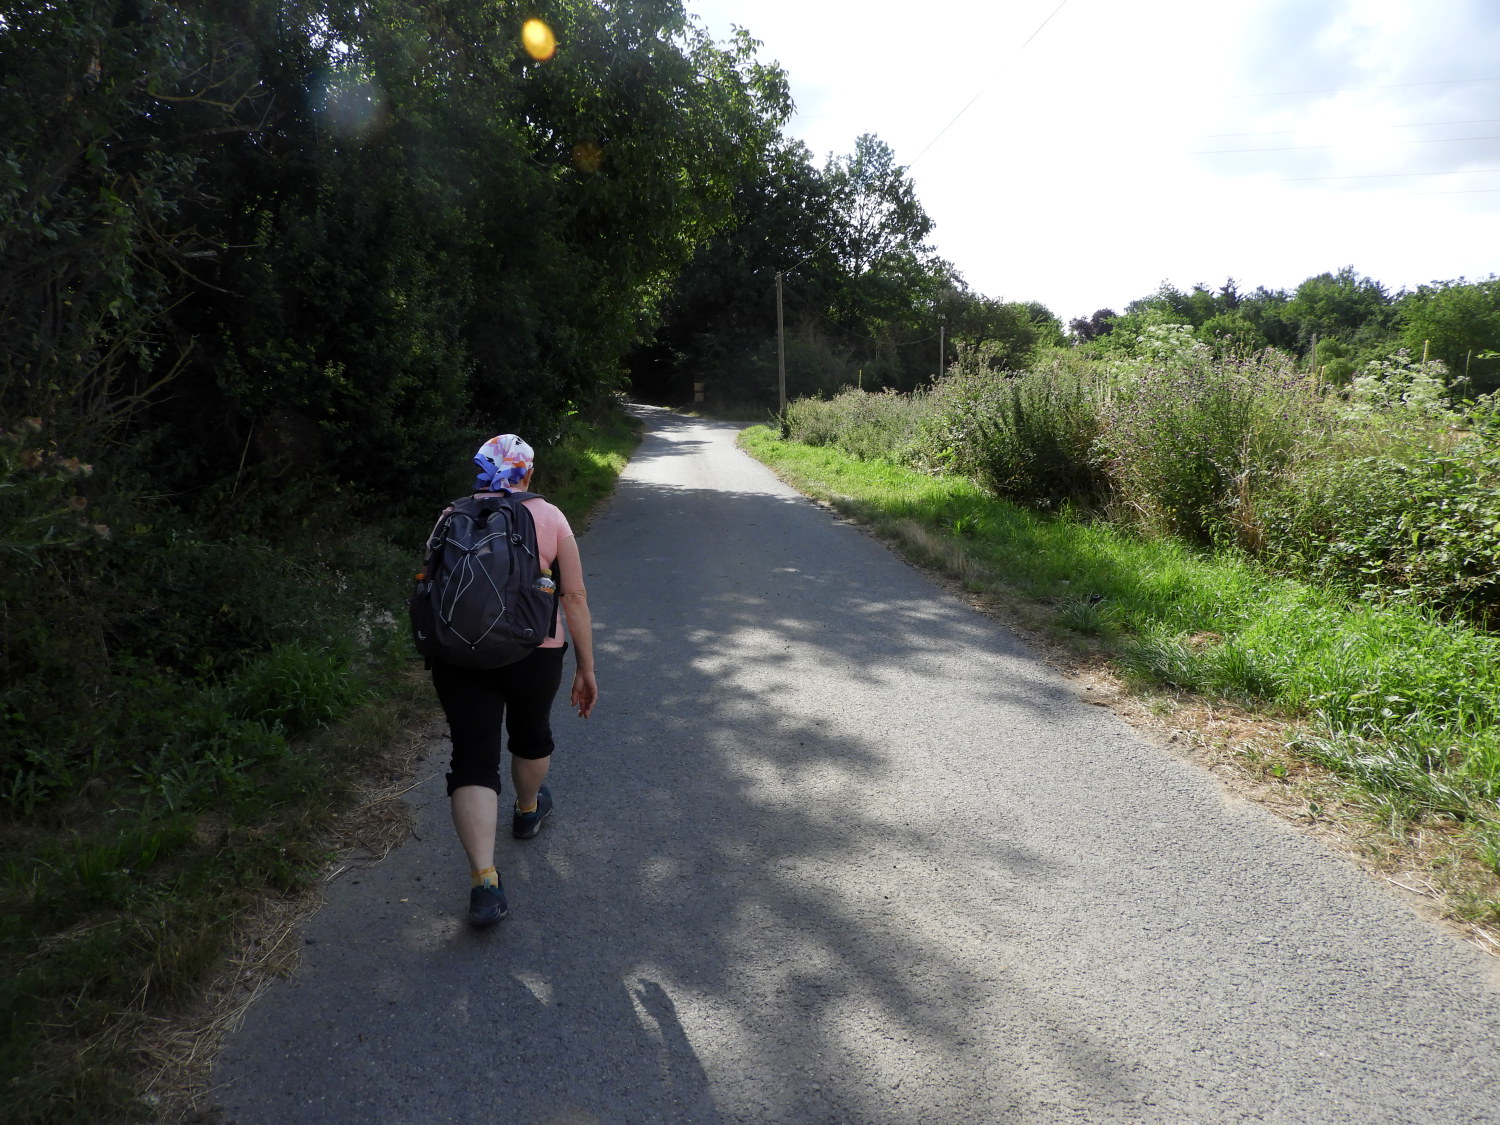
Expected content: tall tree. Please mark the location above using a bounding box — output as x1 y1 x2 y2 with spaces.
633 129 955 403
1069 309 1118 342
0 0 269 454
1283 266 1397 350
0 0 798 515
944 291 1065 371
628 136 837 402
1399 276 1500 393
0 0 805 809
823 133 934 279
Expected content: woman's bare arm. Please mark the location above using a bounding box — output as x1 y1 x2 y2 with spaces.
553 534 597 718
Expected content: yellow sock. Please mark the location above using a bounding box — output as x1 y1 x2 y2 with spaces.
515 799 537 814
471 866 498 888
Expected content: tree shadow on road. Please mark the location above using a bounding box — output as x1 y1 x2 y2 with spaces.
216 409 1496 1124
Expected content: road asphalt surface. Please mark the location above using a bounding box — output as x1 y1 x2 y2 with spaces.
215 406 1500 1124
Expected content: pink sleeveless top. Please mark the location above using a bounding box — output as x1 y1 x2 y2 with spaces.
521 496 573 648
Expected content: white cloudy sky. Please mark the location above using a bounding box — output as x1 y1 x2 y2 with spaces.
684 0 1500 322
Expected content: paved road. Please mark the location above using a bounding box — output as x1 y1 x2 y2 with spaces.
216 407 1500 1124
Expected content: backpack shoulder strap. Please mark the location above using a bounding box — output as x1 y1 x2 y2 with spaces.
423 500 463 554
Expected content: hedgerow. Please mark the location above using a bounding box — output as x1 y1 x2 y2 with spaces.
785 342 1499 625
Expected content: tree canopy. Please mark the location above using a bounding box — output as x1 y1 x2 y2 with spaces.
629 129 1064 405
1075 267 1500 394
1 0 792 511
1400 277 1500 393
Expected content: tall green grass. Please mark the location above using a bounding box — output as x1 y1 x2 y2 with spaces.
1098 349 1322 546
783 348 1499 626
920 347 1107 509
783 386 932 462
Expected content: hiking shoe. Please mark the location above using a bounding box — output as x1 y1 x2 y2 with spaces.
467 882 509 927
513 785 553 840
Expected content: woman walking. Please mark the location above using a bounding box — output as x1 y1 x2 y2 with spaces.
427 434 597 926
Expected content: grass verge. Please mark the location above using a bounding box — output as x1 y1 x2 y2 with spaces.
0 407 641 1124
739 425 1500 944
542 407 643 527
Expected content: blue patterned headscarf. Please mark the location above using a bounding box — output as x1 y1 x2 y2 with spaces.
473 434 535 491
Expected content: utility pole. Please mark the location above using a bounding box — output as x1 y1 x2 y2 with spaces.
938 317 945 381
776 271 787 415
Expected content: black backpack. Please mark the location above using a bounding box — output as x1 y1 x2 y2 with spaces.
408 492 558 669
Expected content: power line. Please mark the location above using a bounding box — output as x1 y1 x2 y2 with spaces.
1016 0 1071 51
908 0 1069 168
781 2 1070 277
780 3 1074 277
908 90 986 168
1192 134 1500 156
1193 117 1500 141
1283 166 1500 183
1228 75 1500 99
772 0 1073 409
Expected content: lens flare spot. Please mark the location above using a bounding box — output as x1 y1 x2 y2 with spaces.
522 19 556 61
571 141 604 173
313 73 388 140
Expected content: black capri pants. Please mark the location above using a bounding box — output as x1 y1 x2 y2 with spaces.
431 644 567 796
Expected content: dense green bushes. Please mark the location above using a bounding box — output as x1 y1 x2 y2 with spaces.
0 476 411 813
0 410 415 818
0 495 410 1118
919 346 1106 510
1260 383 1500 623
781 340 1499 626
783 387 931 462
1099 344 1320 547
